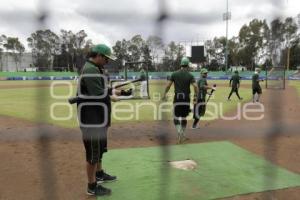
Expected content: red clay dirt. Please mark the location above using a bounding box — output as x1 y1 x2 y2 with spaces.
0 84 299 200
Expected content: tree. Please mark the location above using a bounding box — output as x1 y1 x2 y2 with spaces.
238 19 269 70
78 38 93 73
162 41 185 71
146 35 164 70
141 42 153 70
73 30 89 71
227 37 240 66
289 37 300 69
205 37 226 67
58 29 91 72
53 44 72 71
113 35 151 71
128 35 144 68
283 17 298 70
27 29 60 70
3 37 25 71
269 18 285 67
59 30 75 71
113 39 130 71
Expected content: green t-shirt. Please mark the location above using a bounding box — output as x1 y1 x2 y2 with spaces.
170 69 195 95
252 73 260 89
230 74 240 88
197 77 208 100
80 61 106 96
79 61 111 127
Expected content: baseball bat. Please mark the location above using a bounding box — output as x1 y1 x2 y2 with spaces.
112 78 143 89
68 78 143 104
206 84 217 103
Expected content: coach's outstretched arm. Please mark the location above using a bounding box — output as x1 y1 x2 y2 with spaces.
162 80 173 101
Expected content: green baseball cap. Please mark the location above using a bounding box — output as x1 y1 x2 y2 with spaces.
180 57 190 66
200 68 208 74
91 44 116 61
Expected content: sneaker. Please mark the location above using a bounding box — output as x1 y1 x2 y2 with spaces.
96 171 117 183
182 136 189 142
87 184 111 196
191 124 200 129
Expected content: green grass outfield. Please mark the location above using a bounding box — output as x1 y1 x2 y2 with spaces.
1 80 253 128
98 141 300 200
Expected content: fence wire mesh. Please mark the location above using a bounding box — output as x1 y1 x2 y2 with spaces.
1 0 299 200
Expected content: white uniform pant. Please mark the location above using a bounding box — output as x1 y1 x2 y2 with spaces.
140 81 148 97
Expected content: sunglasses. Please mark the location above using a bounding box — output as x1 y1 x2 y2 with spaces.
100 54 109 62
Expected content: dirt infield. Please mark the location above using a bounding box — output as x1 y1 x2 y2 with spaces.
0 85 299 200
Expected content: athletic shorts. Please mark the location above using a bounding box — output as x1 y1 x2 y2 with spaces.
252 87 262 95
80 127 108 164
230 87 238 92
173 96 191 118
193 99 206 119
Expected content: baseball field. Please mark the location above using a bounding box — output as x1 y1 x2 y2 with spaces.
0 78 300 200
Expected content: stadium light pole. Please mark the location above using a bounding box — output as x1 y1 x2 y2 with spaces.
223 0 231 73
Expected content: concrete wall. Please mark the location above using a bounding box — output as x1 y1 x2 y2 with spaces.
0 52 33 72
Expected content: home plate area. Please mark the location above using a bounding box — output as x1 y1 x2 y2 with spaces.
99 141 300 200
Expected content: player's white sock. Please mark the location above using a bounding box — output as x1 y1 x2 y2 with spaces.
181 125 185 136
175 125 181 134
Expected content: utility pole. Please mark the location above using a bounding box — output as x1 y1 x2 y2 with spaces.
287 48 290 71
223 0 231 72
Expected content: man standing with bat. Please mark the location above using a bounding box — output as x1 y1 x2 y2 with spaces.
162 57 198 144
192 68 216 129
77 44 131 197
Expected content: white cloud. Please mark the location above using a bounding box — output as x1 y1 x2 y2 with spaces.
0 0 299 50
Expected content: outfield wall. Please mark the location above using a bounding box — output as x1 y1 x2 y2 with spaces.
0 71 299 80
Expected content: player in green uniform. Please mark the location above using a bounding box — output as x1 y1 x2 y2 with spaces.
192 68 215 129
252 68 263 103
77 44 132 197
227 70 243 101
162 57 198 143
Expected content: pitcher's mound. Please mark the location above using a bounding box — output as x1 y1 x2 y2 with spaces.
169 159 197 171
